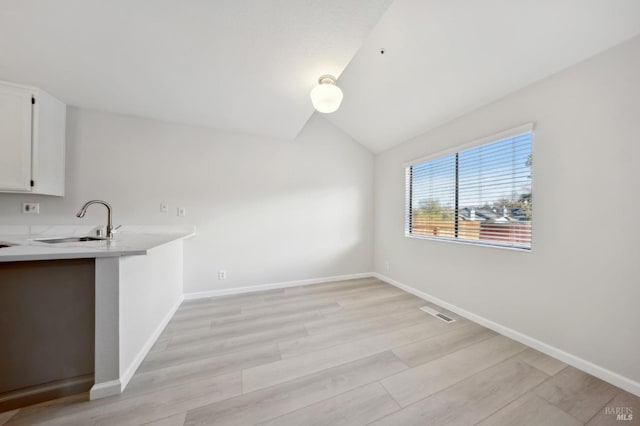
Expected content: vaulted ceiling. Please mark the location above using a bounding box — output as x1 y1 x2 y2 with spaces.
1 0 640 152
0 0 392 139
326 0 640 152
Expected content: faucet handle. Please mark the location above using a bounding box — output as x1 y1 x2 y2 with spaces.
104 224 121 240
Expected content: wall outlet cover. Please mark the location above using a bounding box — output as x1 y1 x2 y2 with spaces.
22 203 40 214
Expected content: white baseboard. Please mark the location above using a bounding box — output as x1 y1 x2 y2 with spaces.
183 272 374 300
89 379 122 400
373 272 640 397
119 294 185 391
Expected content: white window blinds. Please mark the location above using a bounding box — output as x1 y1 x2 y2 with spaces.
406 129 533 250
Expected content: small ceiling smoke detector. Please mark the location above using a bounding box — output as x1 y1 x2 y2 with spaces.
310 74 343 114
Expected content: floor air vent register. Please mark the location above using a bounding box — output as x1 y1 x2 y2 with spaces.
420 306 456 323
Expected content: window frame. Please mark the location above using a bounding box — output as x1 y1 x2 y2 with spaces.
404 123 534 251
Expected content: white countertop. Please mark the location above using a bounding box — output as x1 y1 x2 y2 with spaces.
0 225 195 262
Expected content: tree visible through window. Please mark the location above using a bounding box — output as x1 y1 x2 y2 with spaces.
406 129 533 249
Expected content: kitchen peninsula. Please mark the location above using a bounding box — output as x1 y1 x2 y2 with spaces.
0 225 194 410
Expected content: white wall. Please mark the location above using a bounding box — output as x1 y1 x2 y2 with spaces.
0 108 374 293
119 239 183 386
374 35 640 390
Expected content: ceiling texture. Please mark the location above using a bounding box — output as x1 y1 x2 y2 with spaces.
1 0 640 152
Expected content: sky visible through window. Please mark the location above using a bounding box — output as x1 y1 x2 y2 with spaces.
411 133 532 218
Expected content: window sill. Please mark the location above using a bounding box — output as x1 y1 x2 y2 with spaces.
405 233 532 252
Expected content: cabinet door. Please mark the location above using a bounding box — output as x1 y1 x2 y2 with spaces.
0 86 32 191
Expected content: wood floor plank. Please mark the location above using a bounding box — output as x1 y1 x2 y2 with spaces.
586 390 640 425
172 298 339 336
517 348 568 376
162 317 215 334
174 289 287 318
166 309 330 349
183 352 408 426
6 373 241 426
373 358 548 426
279 309 434 359
237 294 337 314
303 295 426 334
337 292 424 313
239 299 340 318
142 412 187 426
138 325 307 373
210 302 341 327
533 366 620 422
256 382 400 426
129 344 280 394
283 278 381 296
392 322 496 367
175 301 249 318
243 329 413 393
181 288 284 308
332 286 405 306
148 338 170 354
0 410 18 426
1 393 87 426
260 281 388 304
172 305 242 322
245 286 386 313
164 305 339 348
477 392 582 426
381 334 526 407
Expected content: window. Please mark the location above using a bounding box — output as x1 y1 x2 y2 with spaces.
405 125 533 250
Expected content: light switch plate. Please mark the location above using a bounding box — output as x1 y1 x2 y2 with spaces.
177 207 186 217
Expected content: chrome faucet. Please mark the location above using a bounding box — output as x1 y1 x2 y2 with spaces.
76 200 114 239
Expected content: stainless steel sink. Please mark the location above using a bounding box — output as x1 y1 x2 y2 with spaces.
35 236 107 244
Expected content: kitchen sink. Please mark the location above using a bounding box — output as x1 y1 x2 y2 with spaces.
35 236 107 244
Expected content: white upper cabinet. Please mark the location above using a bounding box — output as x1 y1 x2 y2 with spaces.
0 85 32 191
0 81 66 196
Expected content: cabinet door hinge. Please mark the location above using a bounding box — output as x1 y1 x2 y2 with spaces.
30 180 35 187
32 97 35 105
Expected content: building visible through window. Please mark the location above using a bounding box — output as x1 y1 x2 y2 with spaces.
406 126 533 250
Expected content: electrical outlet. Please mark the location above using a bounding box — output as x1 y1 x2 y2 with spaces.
384 260 390 270
22 203 40 214
218 270 227 280
160 203 169 213
177 207 186 217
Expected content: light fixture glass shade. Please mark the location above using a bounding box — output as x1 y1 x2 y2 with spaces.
310 75 343 113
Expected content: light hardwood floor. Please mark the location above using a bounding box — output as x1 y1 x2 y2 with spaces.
2 278 638 425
